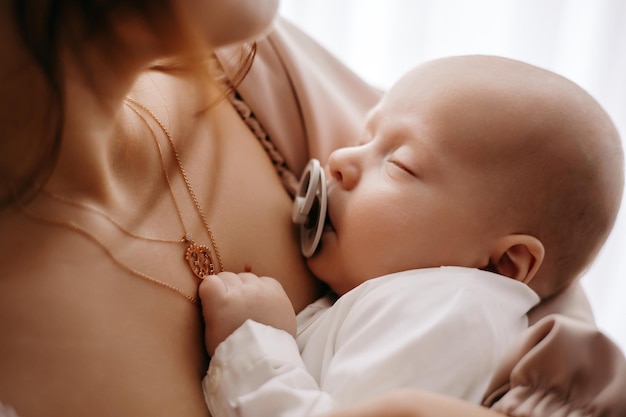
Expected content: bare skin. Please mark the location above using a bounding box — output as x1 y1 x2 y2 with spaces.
0 79 320 417
0 2 321 416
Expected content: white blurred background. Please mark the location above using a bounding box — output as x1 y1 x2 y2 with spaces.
279 0 626 353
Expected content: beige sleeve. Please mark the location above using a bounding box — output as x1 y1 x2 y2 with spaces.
483 314 626 416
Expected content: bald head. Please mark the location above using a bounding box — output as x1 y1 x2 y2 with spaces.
393 55 624 297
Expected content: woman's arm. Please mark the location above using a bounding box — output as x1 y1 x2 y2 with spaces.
527 280 594 325
327 315 626 417
324 389 505 417
483 315 626 417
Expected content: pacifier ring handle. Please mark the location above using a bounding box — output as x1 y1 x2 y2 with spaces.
292 159 327 257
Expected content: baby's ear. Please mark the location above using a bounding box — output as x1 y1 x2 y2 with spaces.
488 235 544 285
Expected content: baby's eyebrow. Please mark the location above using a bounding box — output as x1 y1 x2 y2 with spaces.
402 130 445 175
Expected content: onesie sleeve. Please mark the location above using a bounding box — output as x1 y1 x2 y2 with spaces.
203 320 338 417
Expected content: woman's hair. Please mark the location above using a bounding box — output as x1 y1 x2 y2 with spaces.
2 0 255 207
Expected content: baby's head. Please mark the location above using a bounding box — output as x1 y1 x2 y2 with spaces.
308 55 624 298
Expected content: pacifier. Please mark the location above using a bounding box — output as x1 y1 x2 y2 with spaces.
292 159 328 257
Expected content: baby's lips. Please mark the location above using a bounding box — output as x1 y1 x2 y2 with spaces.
323 189 337 233
323 215 335 232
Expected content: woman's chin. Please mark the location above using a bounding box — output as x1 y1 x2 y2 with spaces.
196 0 280 47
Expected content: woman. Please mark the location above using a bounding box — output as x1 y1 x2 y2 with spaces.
1 1 318 415
0 1 623 417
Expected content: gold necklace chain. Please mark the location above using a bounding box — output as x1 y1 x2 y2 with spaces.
123 100 218 279
14 98 225 305
125 97 224 275
15 199 199 304
38 187 185 244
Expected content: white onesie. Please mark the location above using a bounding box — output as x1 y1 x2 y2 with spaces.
203 266 539 417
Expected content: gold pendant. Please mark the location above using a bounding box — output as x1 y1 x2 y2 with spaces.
185 242 215 279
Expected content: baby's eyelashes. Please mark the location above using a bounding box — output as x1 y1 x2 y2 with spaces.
388 158 416 177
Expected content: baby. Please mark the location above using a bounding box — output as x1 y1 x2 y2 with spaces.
200 55 624 417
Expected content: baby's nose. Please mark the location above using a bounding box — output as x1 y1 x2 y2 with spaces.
328 147 361 190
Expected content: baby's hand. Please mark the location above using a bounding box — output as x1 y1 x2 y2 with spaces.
199 271 297 355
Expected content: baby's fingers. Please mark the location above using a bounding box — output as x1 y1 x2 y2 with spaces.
198 274 227 302
199 271 249 300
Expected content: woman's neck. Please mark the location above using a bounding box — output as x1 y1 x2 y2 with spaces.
52 63 187 214
0 3 168 207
